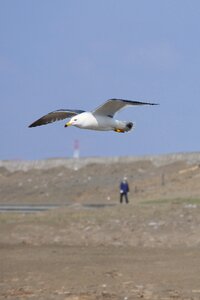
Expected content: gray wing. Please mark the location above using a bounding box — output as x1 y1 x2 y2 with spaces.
93 98 158 117
29 109 85 127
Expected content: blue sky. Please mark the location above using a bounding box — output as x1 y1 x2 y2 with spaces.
0 0 200 160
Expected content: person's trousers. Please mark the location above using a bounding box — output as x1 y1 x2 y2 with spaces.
120 193 129 203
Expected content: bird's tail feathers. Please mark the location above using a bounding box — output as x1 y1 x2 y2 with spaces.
125 122 135 132
114 122 135 133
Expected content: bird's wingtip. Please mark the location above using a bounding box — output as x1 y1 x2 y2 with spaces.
150 102 159 105
109 98 159 106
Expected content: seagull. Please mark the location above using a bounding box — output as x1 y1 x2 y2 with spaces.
29 98 158 133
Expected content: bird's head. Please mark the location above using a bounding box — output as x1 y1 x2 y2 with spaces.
65 115 80 128
64 112 92 128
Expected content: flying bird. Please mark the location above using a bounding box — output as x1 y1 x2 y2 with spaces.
29 98 158 133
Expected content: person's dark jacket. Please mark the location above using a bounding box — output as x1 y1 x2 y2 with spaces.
120 181 129 194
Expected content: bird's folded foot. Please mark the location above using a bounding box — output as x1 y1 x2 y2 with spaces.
114 128 125 133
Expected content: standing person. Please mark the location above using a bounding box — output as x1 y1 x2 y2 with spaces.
119 177 129 204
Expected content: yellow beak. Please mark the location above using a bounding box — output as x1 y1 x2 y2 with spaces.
64 121 72 127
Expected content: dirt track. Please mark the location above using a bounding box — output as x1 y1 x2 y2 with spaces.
2 244 200 299
1 154 200 299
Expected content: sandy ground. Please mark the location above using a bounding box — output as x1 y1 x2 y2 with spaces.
1 155 200 299
1 244 200 299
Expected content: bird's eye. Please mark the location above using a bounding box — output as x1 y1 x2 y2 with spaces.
74 118 77 121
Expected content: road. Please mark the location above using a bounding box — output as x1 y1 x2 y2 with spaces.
0 203 116 212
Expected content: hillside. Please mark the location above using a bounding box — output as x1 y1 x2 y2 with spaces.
1 152 200 205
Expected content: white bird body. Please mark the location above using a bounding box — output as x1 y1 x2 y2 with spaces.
68 112 103 130
68 112 131 132
29 98 158 133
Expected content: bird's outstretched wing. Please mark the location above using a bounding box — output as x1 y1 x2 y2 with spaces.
93 98 158 117
29 109 85 127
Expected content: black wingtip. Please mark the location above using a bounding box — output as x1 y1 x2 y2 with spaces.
28 121 43 128
110 98 159 106
28 122 37 128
